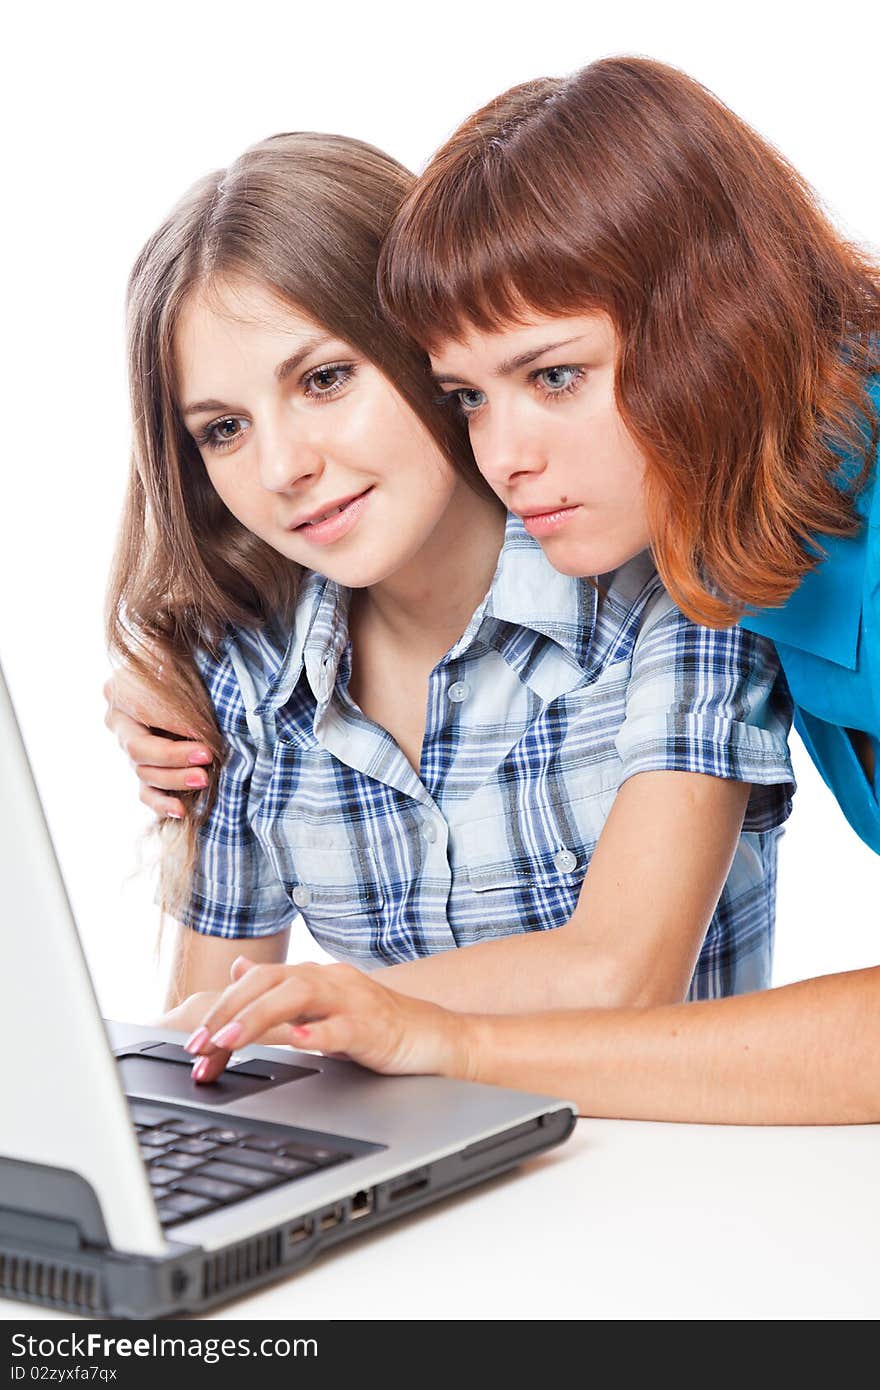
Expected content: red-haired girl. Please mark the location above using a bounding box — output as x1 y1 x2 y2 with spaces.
181 61 879 1122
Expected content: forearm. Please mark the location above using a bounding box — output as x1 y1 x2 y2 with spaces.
164 922 291 1009
378 925 666 1013
455 966 880 1124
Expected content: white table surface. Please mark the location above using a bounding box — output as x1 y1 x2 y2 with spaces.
3 1116 878 1321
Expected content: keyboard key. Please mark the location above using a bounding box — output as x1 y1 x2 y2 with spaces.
163 1191 216 1217
176 1174 250 1202
218 1148 315 1178
243 1135 292 1152
202 1160 282 1190
278 1143 347 1167
140 1142 171 1161
157 1203 185 1225
166 1119 216 1137
140 1130 175 1149
151 1186 173 1201
170 1138 220 1156
203 1128 251 1145
129 1104 168 1127
161 1152 207 1172
148 1165 184 1186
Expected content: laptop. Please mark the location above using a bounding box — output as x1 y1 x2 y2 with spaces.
0 659 576 1319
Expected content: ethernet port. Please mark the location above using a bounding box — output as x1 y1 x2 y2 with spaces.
350 1189 374 1221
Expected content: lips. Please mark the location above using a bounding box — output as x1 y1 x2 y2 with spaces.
517 501 581 540
290 489 371 530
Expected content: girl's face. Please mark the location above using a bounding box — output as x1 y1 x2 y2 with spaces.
430 311 652 576
176 278 460 589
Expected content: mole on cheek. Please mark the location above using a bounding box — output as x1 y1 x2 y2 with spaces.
560 496 568 504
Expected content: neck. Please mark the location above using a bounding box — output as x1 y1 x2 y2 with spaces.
354 481 506 656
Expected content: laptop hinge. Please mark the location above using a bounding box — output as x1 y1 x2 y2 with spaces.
0 1156 110 1251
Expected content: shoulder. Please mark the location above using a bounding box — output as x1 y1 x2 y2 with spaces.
193 615 296 738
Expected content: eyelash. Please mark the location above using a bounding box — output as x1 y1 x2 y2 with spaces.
194 362 358 453
437 365 586 420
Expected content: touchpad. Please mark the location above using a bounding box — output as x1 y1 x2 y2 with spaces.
116 1044 317 1108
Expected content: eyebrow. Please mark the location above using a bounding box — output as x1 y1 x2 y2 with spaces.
433 336 588 385
182 335 335 416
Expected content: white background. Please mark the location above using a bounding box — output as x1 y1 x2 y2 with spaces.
3 0 878 1021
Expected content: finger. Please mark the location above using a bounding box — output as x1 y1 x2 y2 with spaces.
289 1016 354 1059
206 976 323 1052
107 669 200 739
112 712 213 771
191 1046 232 1085
185 964 302 1053
135 762 211 793
140 785 187 820
230 955 259 982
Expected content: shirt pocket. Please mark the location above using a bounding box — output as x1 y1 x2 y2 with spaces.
457 785 619 934
257 820 385 924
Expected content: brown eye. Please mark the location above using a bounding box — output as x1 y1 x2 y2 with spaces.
302 363 356 400
197 417 248 451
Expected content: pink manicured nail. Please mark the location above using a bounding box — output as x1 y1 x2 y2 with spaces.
187 749 212 765
192 1056 210 1082
290 1025 310 1039
184 1026 210 1054
211 1021 243 1049
184 773 208 788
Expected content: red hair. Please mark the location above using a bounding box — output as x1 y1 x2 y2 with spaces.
379 57 880 625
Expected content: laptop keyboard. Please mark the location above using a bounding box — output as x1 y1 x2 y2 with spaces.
129 1101 354 1229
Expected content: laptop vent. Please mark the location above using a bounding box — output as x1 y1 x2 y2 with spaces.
201 1230 283 1299
0 1251 102 1313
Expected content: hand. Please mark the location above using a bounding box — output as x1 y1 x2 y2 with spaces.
155 986 297 1075
183 956 472 1084
103 668 214 820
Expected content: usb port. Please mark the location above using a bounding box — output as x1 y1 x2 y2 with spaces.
319 1205 344 1231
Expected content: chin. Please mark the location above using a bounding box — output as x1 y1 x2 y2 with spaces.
540 534 647 579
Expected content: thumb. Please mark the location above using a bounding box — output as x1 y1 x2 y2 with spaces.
230 953 258 981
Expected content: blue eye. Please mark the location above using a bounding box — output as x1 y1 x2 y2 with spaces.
535 365 582 392
457 389 486 414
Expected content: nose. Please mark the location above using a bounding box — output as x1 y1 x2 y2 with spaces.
471 402 548 493
257 422 325 494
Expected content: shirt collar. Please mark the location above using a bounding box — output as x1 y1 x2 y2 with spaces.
253 570 350 716
447 512 597 668
252 513 596 715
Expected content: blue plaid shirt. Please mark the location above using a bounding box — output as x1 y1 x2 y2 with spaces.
182 515 795 998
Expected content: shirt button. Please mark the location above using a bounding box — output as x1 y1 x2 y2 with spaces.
292 885 312 909
553 849 578 874
448 681 469 703
421 820 438 844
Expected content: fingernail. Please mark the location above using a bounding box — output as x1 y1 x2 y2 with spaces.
165 809 184 820
211 1021 243 1049
192 1056 211 1082
184 773 208 788
187 750 212 765
290 1025 310 1039
184 1026 210 1054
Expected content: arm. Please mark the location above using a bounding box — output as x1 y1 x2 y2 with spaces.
379 770 751 1011
183 956 880 1124
163 921 291 1009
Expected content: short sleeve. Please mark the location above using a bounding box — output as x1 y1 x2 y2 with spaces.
177 643 294 938
614 595 796 832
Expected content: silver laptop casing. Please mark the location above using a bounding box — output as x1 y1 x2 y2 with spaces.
0 660 575 1316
